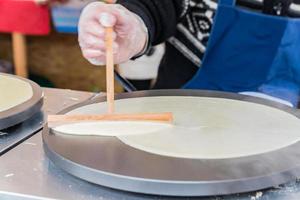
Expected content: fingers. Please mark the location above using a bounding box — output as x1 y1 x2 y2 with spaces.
83 23 105 38
106 5 134 37
78 3 119 52
81 40 119 66
99 12 117 28
78 2 147 65
82 49 104 58
88 58 105 66
84 51 119 66
80 34 119 51
79 31 117 48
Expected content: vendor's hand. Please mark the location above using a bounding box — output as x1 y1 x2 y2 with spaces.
78 2 148 66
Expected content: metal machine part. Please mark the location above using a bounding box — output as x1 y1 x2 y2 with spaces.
238 0 300 16
114 70 137 92
0 73 43 130
0 111 44 155
43 90 300 197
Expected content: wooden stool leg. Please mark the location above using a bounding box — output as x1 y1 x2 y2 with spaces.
12 32 28 78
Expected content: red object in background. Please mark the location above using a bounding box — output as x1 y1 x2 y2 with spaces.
0 0 50 35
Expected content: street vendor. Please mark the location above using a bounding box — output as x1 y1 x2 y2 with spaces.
78 0 300 107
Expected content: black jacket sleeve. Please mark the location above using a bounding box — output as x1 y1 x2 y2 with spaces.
117 0 189 45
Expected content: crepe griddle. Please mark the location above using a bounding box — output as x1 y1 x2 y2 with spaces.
43 90 300 197
0 73 43 130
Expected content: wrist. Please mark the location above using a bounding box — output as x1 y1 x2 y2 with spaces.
132 13 149 58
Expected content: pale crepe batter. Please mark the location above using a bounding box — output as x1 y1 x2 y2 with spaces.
54 121 172 136
0 75 33 112
54 96 300 159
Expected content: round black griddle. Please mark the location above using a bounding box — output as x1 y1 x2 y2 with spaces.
0 73 43 130
43 90 300 197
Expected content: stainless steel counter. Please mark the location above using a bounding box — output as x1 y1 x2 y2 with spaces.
1 88 300 200
2 131 300 200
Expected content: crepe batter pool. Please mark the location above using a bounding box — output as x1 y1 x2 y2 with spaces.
53 96 300 159
0 75 33 112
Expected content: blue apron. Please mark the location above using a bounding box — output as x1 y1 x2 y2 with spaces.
183 0 300 106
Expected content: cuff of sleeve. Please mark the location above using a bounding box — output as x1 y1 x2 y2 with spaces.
131 13 151 59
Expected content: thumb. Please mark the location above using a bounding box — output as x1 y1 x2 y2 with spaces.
99 12 117 27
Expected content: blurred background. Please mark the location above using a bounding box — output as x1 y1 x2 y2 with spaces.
0 0 163 93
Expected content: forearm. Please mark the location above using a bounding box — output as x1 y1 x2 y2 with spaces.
117 0 189 45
